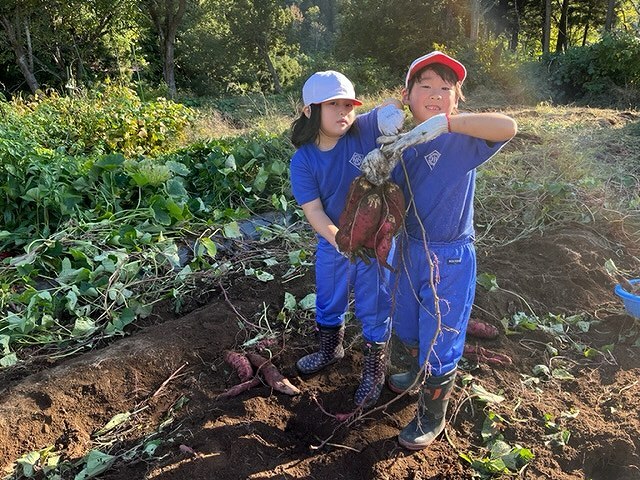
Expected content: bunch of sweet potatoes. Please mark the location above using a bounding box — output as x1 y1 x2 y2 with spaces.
218 350 300 399
335 175 405 270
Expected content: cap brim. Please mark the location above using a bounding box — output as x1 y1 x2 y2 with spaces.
306 95 363 107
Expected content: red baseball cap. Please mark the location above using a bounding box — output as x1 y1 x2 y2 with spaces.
405 51 467 87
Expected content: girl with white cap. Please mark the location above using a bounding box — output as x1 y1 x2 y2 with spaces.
289 70 404 408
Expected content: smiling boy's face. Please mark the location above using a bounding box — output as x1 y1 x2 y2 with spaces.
402 68 458 124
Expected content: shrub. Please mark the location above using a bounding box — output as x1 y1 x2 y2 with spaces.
6 85 194 156
538 33 640 106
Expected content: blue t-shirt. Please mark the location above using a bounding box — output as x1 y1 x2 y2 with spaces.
390 132 507 243
290 109 380 225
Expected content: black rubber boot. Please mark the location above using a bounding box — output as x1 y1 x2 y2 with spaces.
398 370 457 450
296 324 345 374
388 345 421 394
354 341 387 408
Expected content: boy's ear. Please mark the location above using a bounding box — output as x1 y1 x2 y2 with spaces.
303 106 311 118
401 88 410 105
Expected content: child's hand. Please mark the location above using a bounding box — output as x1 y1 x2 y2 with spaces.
377 105 405 136
387 113 449 157
361 148 396 186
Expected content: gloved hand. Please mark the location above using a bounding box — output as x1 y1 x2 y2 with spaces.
385 113 450 158
360 148 396 186
377 105 405 136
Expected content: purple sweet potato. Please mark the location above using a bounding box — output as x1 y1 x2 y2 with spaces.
466 319 500 340
464 345 512 366
223 350 254 382
246 352 301 396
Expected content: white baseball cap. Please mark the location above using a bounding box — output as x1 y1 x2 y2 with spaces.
405 51 467 87
302 71 363 107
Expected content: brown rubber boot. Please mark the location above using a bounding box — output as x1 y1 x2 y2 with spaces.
354 341 387 408
398 370 457 450
296 324 345 374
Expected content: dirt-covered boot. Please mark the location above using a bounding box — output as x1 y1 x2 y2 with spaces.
398 370 457 450
388 345 421 394
354 341 387 408
296 324 345 374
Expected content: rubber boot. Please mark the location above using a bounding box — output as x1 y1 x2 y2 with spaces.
388 346 421 394
354 341 387 408
398 370 457 450
296 324 345 374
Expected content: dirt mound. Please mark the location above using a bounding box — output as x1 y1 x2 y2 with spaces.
2 221 639 479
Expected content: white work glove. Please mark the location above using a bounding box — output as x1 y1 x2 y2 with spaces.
385 113 450 158
377 104 405 136
361 147 396 186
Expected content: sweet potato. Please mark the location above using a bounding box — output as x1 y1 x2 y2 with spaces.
463 345 512 366
335 178 404 269
217 376 261 399
382 181 406 225
223 350 254 382
373 213 397 270
347 191 382 250
246 352 301 396
339 175 374 228
466 319 500 340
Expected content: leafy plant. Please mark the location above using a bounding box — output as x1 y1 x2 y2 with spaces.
460 411 534 478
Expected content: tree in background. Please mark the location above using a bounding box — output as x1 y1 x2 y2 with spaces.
0 0 40 93
225 0 296 93
140 0 188 99
0 0 139 94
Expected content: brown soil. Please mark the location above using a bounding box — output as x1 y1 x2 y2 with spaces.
2 221 640 480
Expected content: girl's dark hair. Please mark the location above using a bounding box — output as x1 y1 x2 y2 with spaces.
407 63 465 103
290 103 360 149
290 104 321 148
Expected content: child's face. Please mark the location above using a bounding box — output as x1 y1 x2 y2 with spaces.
402 69 458 124
317 99 357 149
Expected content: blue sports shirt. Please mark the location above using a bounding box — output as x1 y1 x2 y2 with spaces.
391 132 507 244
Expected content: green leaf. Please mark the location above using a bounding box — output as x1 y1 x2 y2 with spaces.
72 317 97 337
576 320 591 332
299 293 316 310
94 412 131 436
283 292 297 311
470 384 505 404
224 154 237 170
223 221 242 239
143 440 162 457
74 450 116 480
166 160 190 176
551 368 575 380
255 270 274 282
477 273 499 291
532 364 550 377
17 450 41 477
0 353 18 367
583 348 599 359
0 335 11 355
166 178 188 198
253 166 269 193
199 237 217 259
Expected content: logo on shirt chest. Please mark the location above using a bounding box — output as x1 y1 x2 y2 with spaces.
349 152 365 169
423 150 441 170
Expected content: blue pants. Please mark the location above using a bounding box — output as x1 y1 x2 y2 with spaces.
391 237 476 375
315 239 391 343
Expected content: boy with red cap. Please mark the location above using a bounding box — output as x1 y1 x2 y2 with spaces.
375 51 517 449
